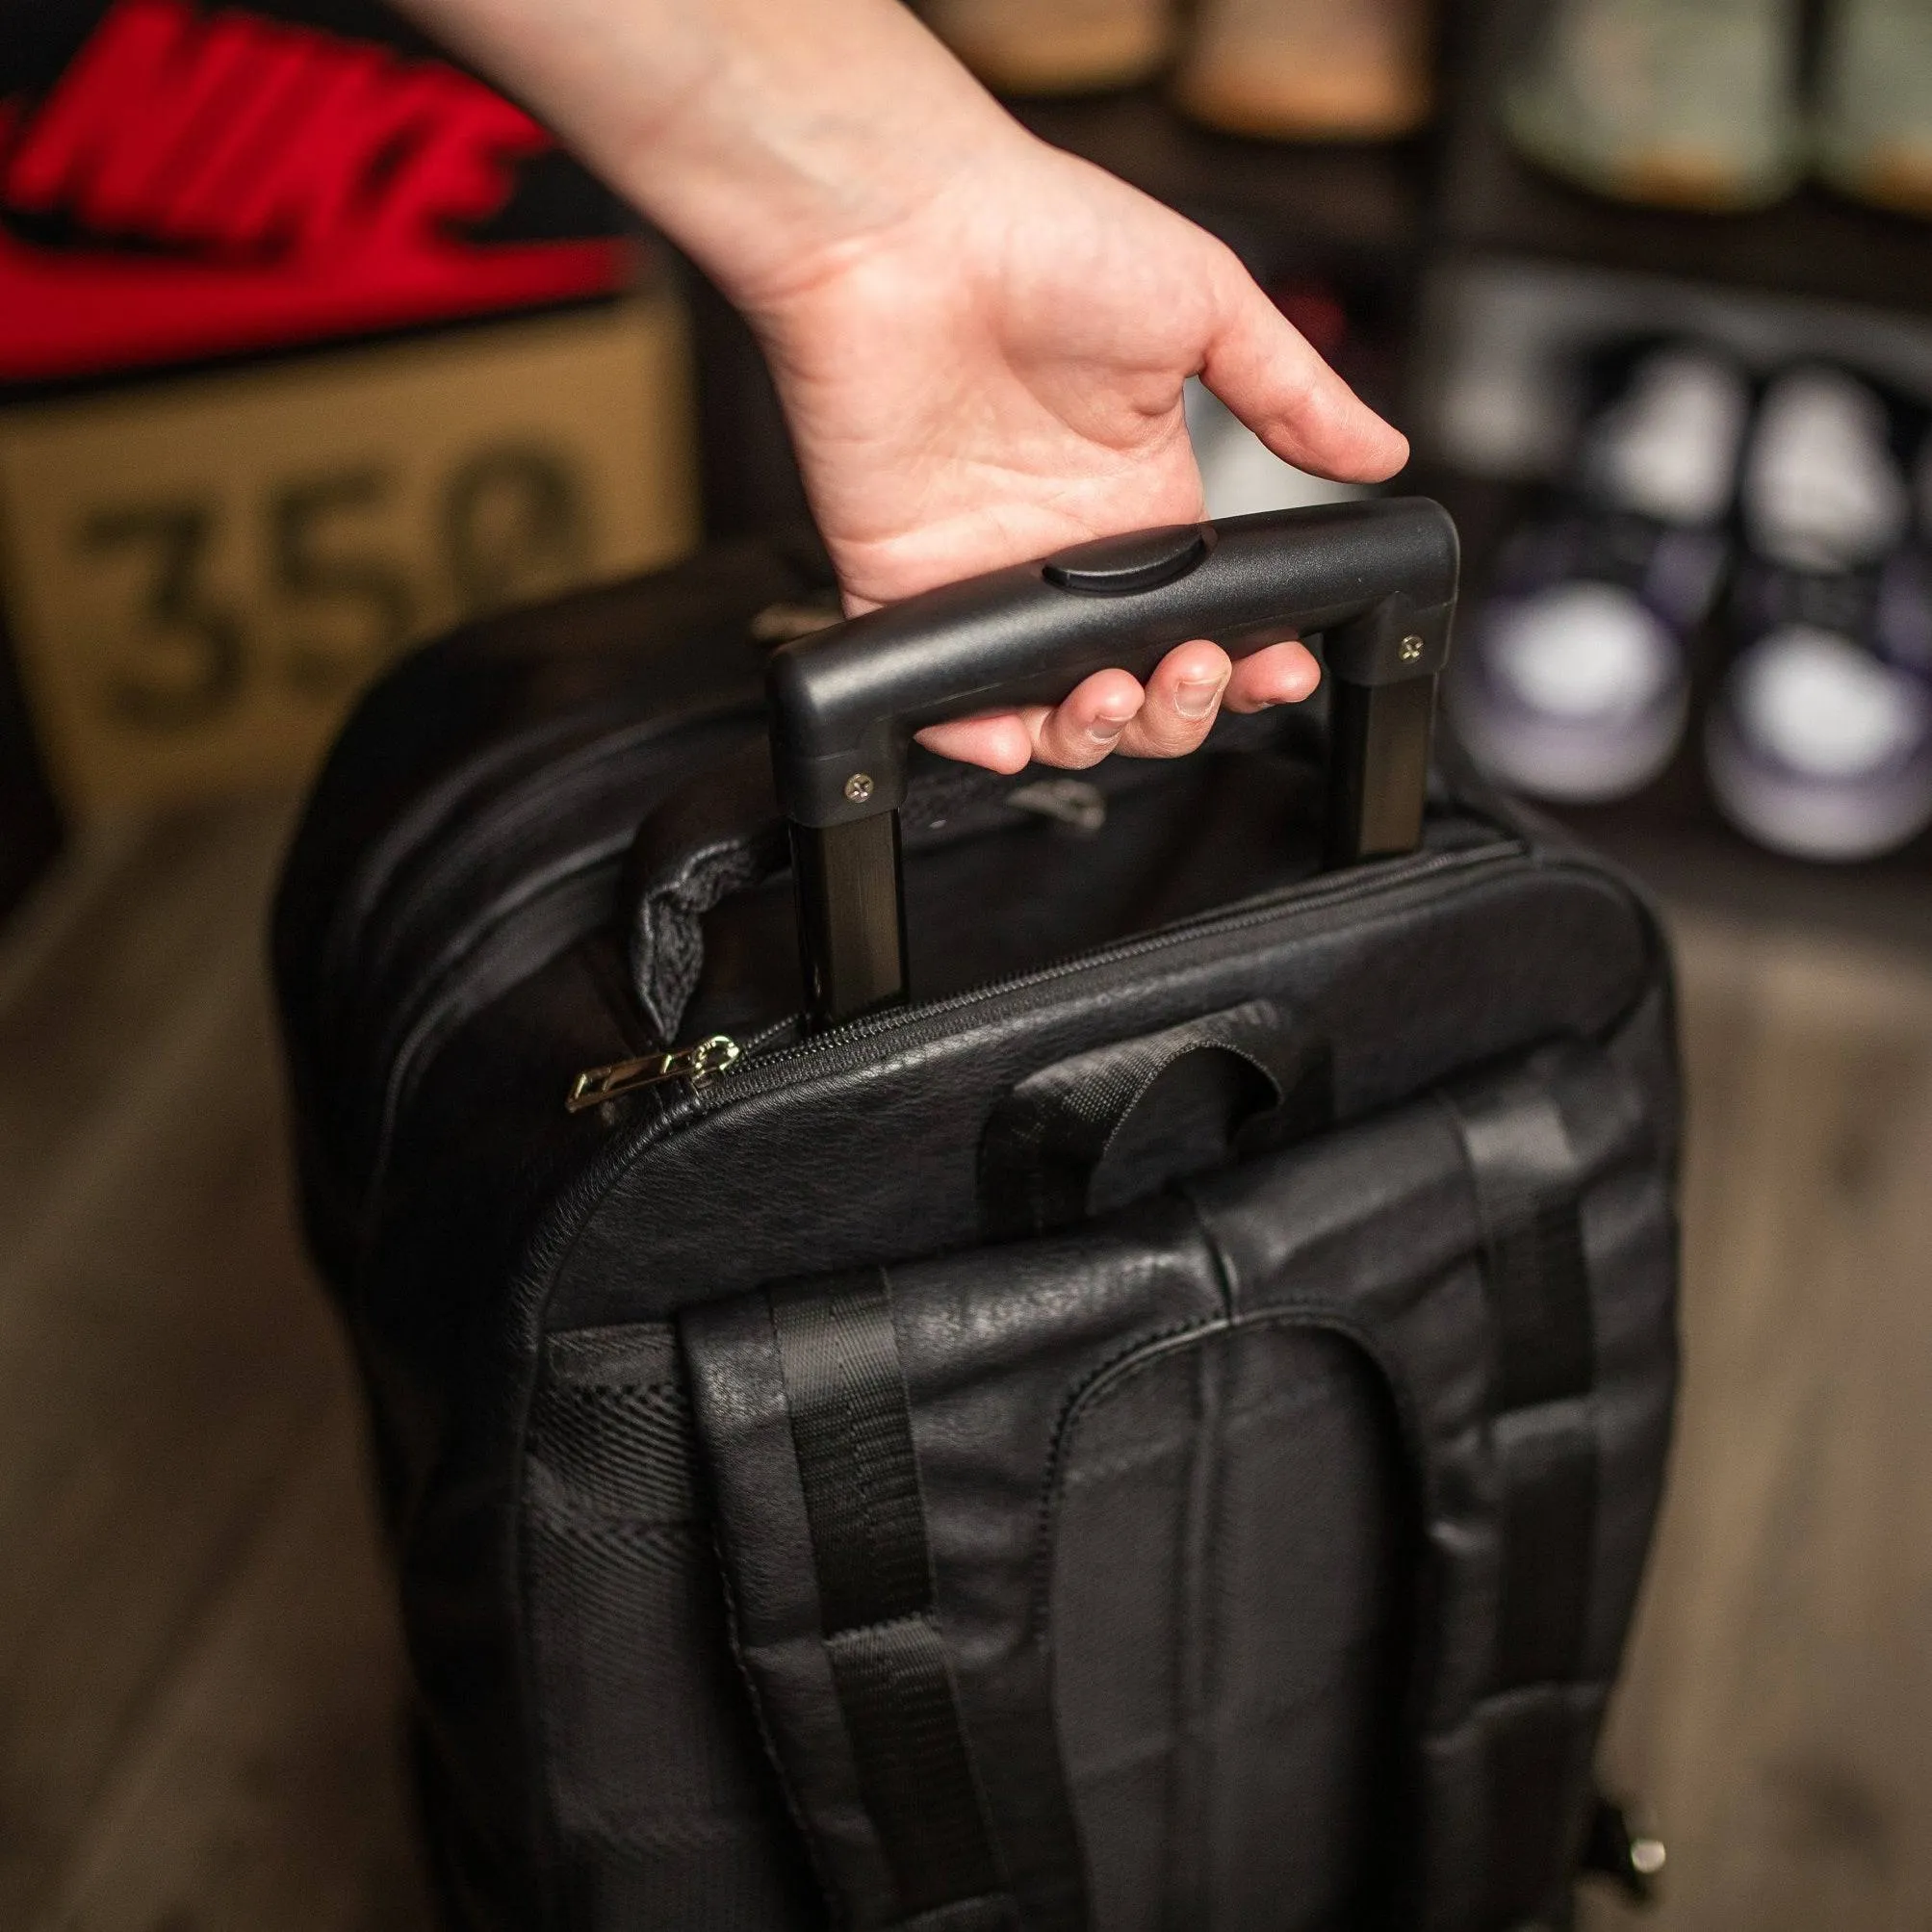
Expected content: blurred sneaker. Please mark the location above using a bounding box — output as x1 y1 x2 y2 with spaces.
1453 344 1750 803
1816 0 1932 219
1173 0 1433 142
921 0 1172 94
1503 0 1804 211
1707 367 1932 860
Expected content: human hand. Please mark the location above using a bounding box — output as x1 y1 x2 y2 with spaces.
743 135 1409 771
393 0 1409 770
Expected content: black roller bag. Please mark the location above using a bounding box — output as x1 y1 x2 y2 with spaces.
273 501 1680 1932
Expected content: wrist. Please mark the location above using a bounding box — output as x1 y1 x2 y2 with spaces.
403 0 1023 313
628 0 1026 311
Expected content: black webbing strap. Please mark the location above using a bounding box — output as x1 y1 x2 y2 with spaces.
1450 1075 1599 1925
1457 1095 1593 1414
980 999 1329 1239
769 1275 1016 1928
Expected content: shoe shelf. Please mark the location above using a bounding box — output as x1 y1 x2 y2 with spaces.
1421 467 1932 949
1437 1 1932 320
1445 142 1932 323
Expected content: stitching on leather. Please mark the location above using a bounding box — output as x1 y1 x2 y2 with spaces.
1023 1307 1227 1647
1028 1287 1436 1654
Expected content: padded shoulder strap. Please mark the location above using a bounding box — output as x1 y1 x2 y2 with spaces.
1189 1040 1669 1932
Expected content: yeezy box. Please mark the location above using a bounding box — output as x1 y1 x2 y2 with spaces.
0 0 700 822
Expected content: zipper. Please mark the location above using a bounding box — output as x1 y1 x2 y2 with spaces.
330 703 764 1201
564 834 1525 1117
568 1034 744 1111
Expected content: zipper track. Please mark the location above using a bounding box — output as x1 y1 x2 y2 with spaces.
361 853 628 1204
327 706 764 1221
318 704 631 1003
691 834 1525 1111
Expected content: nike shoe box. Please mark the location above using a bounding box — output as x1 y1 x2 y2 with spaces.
0 0 700 838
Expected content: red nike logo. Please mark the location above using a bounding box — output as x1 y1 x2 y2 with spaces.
0 0 629 382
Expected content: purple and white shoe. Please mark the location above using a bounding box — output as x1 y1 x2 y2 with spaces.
1706 366 1932 862
1454 344 1750 804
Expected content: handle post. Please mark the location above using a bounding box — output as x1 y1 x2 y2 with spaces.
774 502 1458 1031
791 816 909 1028
1324 673 1438 868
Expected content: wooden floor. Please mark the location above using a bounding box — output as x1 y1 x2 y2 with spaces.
4 804 1930 1931
0 808 436 1932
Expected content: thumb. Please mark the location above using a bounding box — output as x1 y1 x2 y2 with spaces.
1198 268 1409 485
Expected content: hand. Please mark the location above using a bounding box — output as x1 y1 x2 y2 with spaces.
744 136 1408 770
393 0 1409 769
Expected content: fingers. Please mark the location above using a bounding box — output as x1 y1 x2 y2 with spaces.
1113 639 1230 759
912 640 1321 772
913 667 1145 773
1200 263 1409 485
1029 668 1148 766
1223 638 1322 713
913 711 1037 773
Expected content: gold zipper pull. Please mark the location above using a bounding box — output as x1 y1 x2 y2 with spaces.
566 1035 741 1113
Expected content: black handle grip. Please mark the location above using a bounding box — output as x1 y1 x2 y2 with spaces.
769 499 1456 827
770 499 1459 1029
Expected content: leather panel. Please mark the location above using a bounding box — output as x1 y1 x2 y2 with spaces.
558 860 1649 1327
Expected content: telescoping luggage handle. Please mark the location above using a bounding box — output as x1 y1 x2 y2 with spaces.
768 497 1458 1031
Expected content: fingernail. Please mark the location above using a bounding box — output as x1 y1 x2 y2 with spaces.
1087 717 1128 746
1174 675 1226 721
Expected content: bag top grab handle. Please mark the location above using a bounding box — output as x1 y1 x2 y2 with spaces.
767 498 1459 1030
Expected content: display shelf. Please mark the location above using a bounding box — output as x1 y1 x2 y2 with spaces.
1547 805 1932 955
1440 0 1932 319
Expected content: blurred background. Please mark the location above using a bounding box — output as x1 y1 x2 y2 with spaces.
3 1 1931 1927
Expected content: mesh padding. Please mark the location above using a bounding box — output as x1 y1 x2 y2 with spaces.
532 1378 698 1521
524 1325 817 1931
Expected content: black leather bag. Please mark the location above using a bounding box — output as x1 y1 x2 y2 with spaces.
274 502 1679 1932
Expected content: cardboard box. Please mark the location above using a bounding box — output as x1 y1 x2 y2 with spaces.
0 292 698 815
0 0 696 828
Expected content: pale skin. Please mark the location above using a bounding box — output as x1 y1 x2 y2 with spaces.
399 0 1411 770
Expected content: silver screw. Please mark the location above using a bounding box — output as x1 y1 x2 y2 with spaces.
1400 634 1425 663
844 772 875 803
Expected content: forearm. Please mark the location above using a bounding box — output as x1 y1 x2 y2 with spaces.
394 0 1023 307
395 0 1404 770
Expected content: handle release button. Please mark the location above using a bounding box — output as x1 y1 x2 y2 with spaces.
1043 526 1210 596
